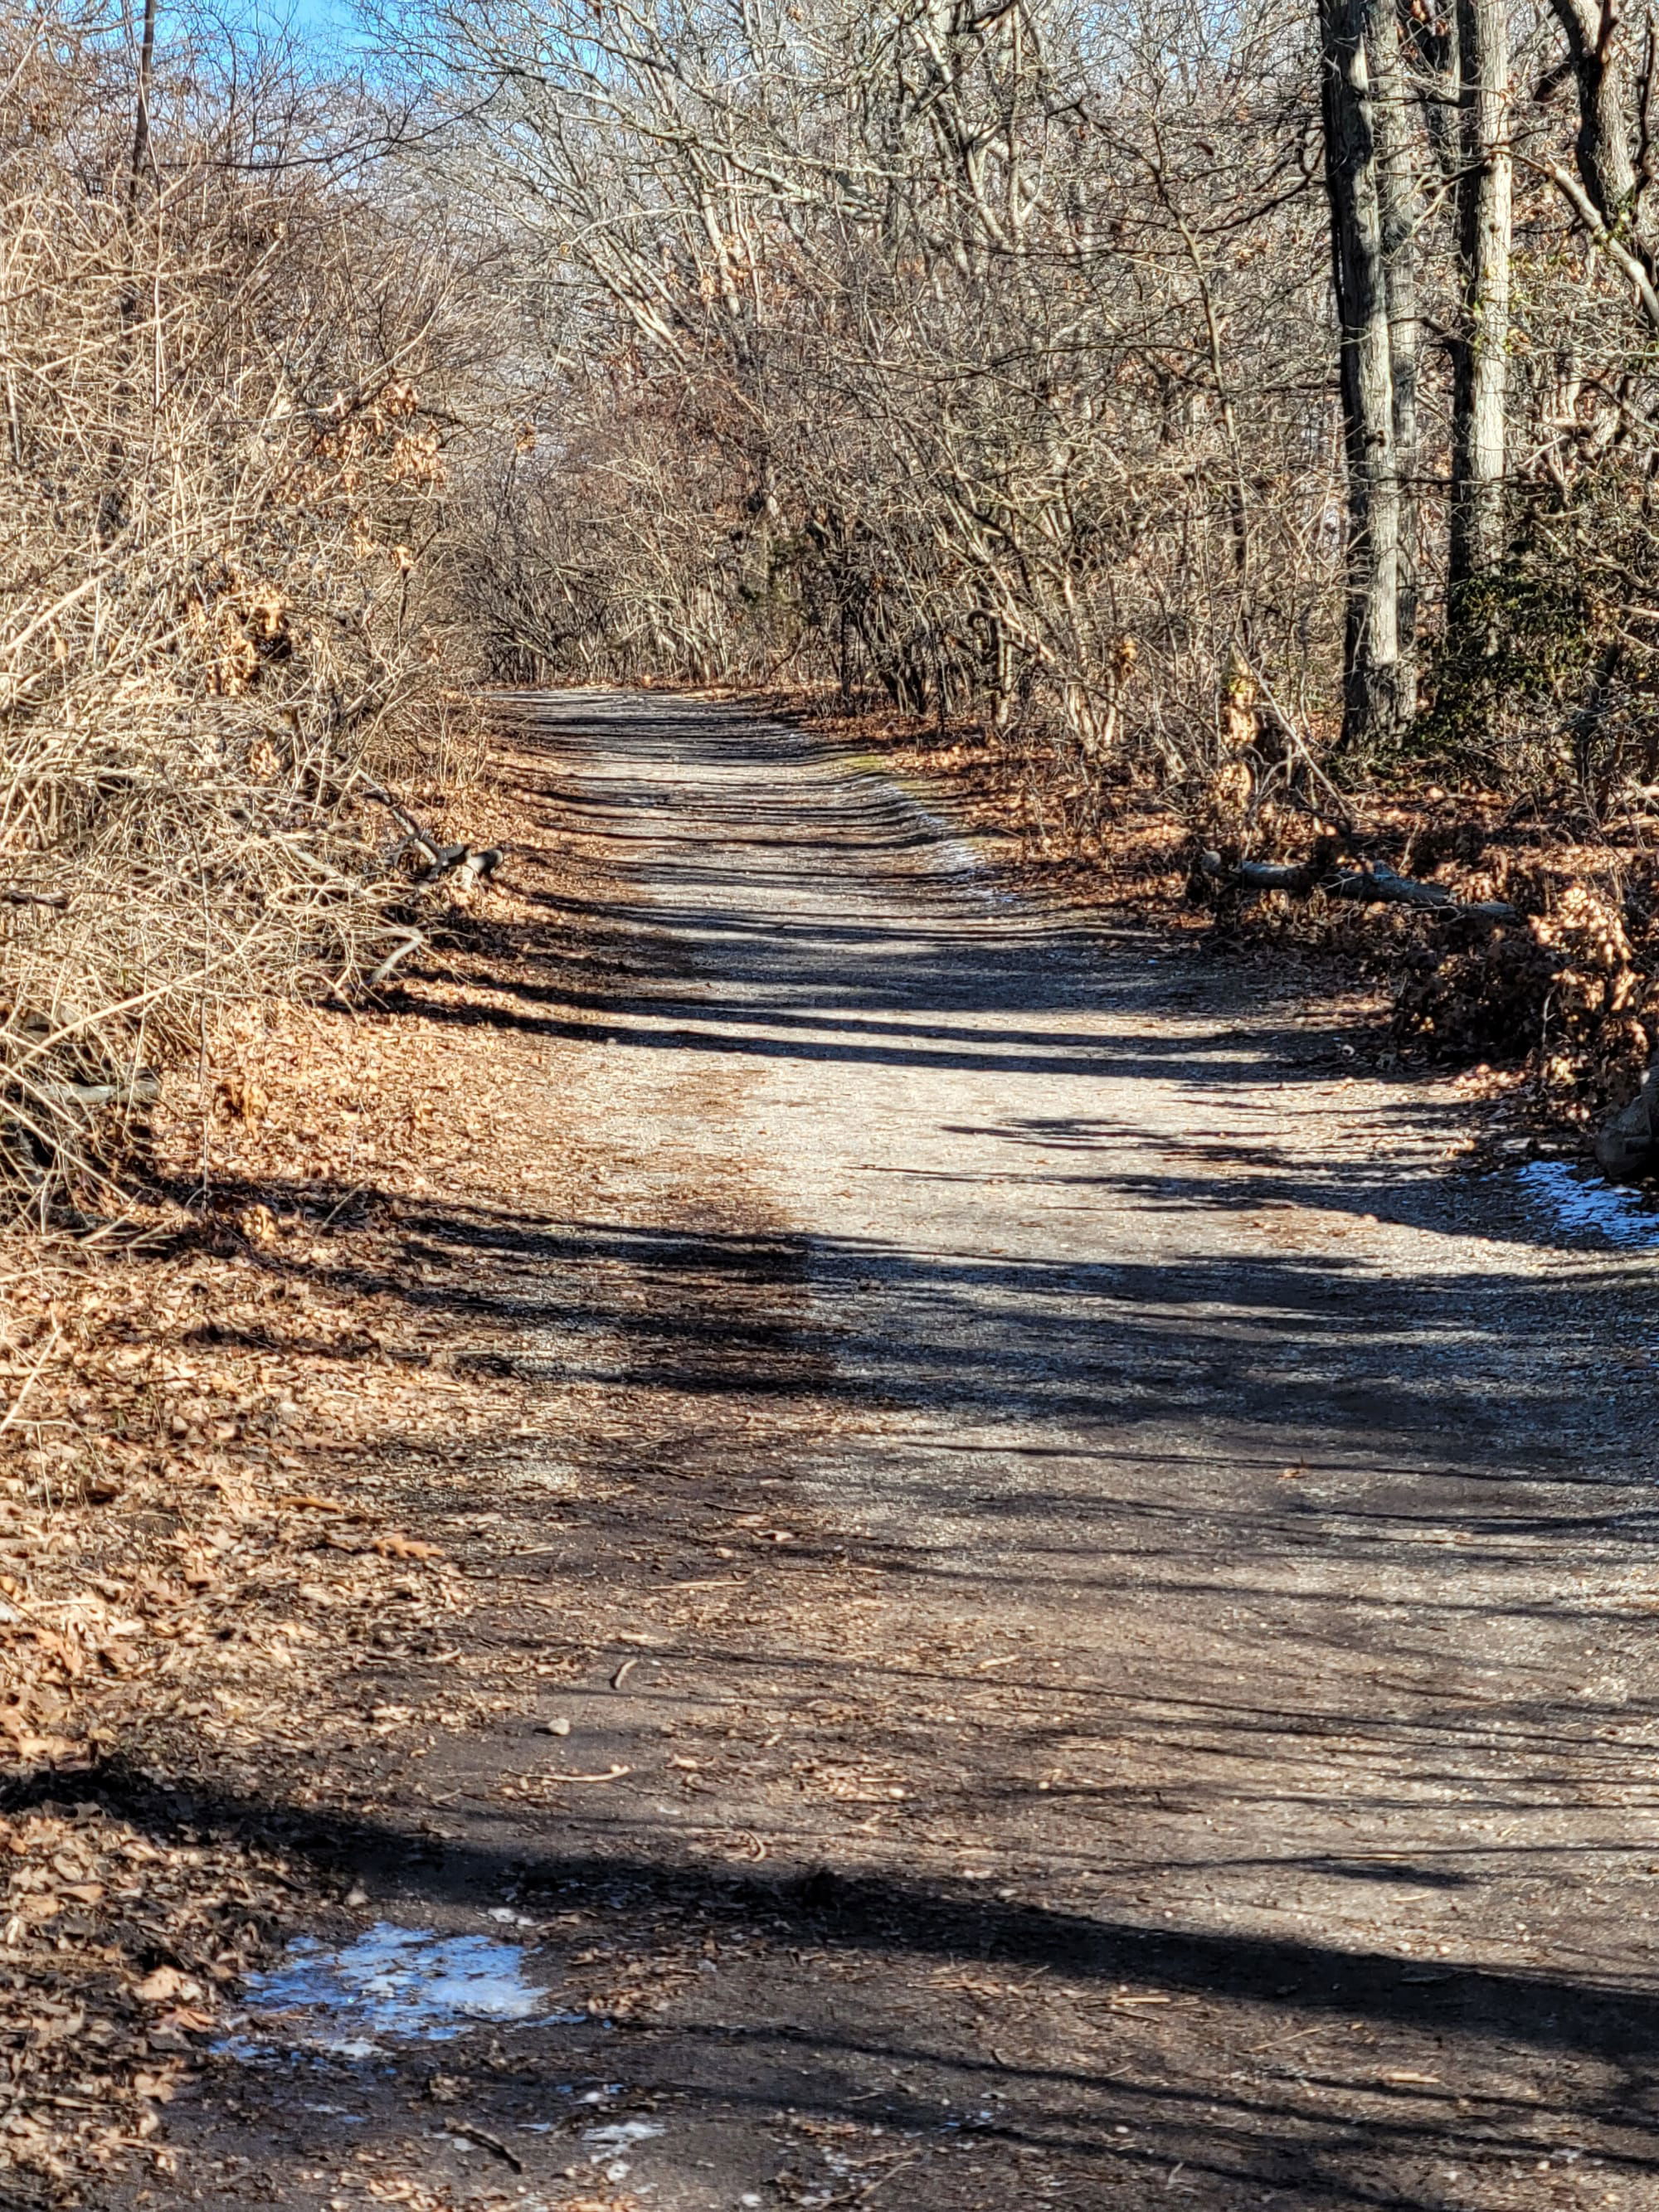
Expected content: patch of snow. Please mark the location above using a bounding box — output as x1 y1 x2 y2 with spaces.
231 1922 577 2050
585 2120 665 2150
1515 1159 1659 1248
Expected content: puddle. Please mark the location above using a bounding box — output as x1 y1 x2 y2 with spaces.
231 1923 577 2053
1515 1160 1659 1249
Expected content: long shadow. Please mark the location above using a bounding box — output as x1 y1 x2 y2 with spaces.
168 1173 1657 1507
109 693 1659 2207
54 1763 1659 2206
429 697 1641 1262
46 1767 1659 2054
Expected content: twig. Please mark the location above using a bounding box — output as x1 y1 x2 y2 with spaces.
449 2123 523 2174
0 1325 61 1443
366 931 425 989
1529 154 1659 329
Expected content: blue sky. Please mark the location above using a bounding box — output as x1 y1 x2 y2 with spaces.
216 0 367 55
289 0 350 32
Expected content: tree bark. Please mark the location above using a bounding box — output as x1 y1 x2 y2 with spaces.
1449 0 1512 582
1320 0 1407 750
1370 7 1421 712
127 0 158 213
1541 0 1659 327
1548 0 1642 235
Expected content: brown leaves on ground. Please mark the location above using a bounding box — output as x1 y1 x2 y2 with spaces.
0 738 582 2198
0 1239 484 2196
0 1799 298 2198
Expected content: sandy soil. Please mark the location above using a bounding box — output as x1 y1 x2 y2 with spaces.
116 689 1659 2212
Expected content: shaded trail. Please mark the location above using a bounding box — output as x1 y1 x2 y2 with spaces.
177 691 1659 2211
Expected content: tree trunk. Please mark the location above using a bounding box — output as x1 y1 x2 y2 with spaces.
127 0 158 212
1370 7 1421 714
1320 0 1406 750
1542 0 1659 326
1449 0 1512 583
1549 0 1642 236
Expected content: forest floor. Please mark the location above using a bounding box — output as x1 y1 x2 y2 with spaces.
7 689 1659 2212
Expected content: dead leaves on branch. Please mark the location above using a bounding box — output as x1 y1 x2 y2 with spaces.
1393 875 1659 1115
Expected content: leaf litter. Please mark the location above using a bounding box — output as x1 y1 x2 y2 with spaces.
0 744 597 2201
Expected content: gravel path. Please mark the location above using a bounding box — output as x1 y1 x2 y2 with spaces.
182 691 1659 2211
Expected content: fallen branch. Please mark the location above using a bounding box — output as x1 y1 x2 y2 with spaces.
445 844 504 892
1198 848 1327 896
358 777 443 867
1598 1061 1659 1180
355 780 504 887
32 1074 160 1110
1198 848 1520 925
365 931 425 989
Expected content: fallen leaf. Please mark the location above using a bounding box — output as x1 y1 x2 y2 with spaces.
372 1535 443 1561
133 1967 202 2005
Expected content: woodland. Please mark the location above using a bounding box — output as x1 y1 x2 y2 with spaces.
0 0 1657 1223
0 0 1650 2195
0 0 1657 1212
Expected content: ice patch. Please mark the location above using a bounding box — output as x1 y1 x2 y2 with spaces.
1516 1159 1659 1248
584 2120 664 2150
231 1923 576 2051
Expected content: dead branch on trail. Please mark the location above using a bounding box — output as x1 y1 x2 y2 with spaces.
358 780 504 886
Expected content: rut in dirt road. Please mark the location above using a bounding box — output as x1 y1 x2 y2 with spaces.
182 693 1659 2212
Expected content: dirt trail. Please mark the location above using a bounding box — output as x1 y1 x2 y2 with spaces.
166 692 1659 2212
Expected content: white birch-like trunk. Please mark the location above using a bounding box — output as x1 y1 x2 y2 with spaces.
1450 0 1512 582
1320 0 1404 747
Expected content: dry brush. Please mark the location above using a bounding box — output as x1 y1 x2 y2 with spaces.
0 11 484 1219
